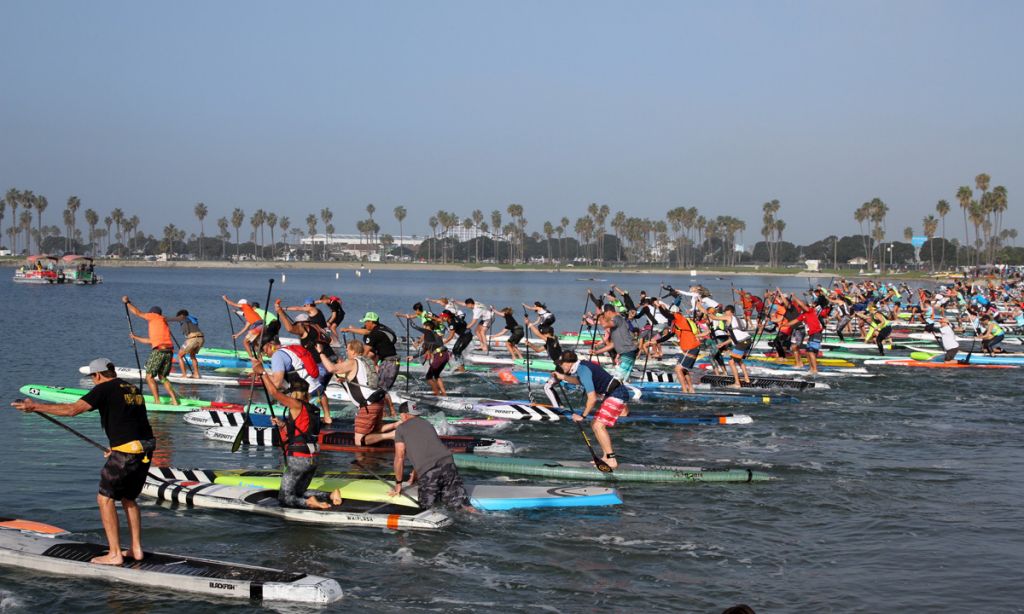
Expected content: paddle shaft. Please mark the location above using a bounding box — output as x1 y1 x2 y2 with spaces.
124 303 146 391
225 300 238 355
352 460 422 509
557 383 613 473
29 411 184 489
523 308 533 402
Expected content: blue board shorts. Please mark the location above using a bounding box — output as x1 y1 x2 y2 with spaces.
806 332 823 352
676 348 698 371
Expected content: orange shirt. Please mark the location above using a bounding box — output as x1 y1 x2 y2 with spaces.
142 313 173 349
240 304 263 325
671 314 701 352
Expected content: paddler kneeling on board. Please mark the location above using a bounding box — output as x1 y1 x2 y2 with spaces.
378 403 477 512
11 358 156 565
552 350 629 470
251 366 337 510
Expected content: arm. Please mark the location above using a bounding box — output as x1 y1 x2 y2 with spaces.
275 300 301 335
390 441 408 495
122 296 145 318
222 295 241 308
340 325 370 335
11 398 92 417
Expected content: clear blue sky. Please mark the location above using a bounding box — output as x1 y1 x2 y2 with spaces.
2 0 1021 244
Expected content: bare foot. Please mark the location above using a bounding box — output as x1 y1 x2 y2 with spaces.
121 548 144 561
729 383 741 389
603 455 619 469
330 491 344 506
306 496 331 510
91 551 124 566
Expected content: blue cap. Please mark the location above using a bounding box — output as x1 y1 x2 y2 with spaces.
304 296 316 305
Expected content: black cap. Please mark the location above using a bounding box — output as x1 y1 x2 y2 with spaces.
148 306 162 315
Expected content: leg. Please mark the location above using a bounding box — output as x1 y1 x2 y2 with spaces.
590 422 617 469
145 374 161 403
176 348 189 377
160 378 179 405
319 393 332 425
189 351 201 378
92 494 124 565
121 498 144 560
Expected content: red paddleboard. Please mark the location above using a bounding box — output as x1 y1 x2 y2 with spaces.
875 360 1015 369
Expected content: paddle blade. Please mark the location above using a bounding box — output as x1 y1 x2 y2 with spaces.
594 457 614 473
230 415 251 453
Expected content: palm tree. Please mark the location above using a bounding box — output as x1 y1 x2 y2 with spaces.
428 216 439 263
249 212 261 258
20 210 33 251
490 210 502 263
230 208 245 258
62 208 74 253
935 199 950 267
4 189 19 253
194 202 208 260
366 203 376 225
33 195 48 253
127 215 140 255
956 185 973 265
266 213 278 259
83 209 98 256
278 216 291 254
390 205 406 256
319 208 333 260
103 216 112 254
66 196 80 251
922 214 938 270
109 208 124 256
471 209 484 262
217 217 229 259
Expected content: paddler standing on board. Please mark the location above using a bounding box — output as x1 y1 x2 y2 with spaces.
552 350 629 470
123 296 180 405
222 295 265 358
12 358 156 565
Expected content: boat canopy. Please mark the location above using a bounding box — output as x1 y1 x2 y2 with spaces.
61 255 94 263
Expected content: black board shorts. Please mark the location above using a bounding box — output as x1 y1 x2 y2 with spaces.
98 439 155 501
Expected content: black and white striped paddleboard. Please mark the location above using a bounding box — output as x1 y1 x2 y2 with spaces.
184 409 272 428
474 402 563 421
205 426 278 445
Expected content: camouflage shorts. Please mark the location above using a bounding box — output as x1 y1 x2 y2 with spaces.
145 349 174 379
416 463 469 509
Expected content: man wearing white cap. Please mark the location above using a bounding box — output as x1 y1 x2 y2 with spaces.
12 358 155 566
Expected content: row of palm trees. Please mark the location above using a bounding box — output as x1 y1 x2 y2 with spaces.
2 179 1012 268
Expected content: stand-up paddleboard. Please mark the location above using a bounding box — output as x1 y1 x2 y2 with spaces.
863 358 1016 369
77 365 257 387
635 388 798 405
142 479 450 530
472 402 752 425
636 370 829 390
205 426 516 455
19 384 274 414
0 518 342 603
908 350 1024 365
452 454 770 483
183 408 511 430
152 467 622 512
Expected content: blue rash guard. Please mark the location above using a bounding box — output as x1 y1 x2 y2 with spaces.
575 361 629 401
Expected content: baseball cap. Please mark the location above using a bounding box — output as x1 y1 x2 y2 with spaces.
238 299 249 305
360 311 380 323
148 306 162 315
304 296 315 305
669 305 680 313
401 401 425 415
294 313 310 322
87 357 114 374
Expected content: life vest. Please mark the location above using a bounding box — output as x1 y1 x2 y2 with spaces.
671 314 701 351
280 401 321 458
279 346 321 392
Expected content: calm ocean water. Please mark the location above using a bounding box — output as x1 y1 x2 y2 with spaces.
1 266 1022 613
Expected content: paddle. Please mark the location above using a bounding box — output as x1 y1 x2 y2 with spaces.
557 383 613 473
523 307 533 402
404 318 411 395
744 289 779 361
225 299 239 356
124 302 146 391
25 409 184 489
232 278 277 453
352 459 422 509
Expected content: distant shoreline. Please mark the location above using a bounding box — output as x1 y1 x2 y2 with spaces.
2 256 951 281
